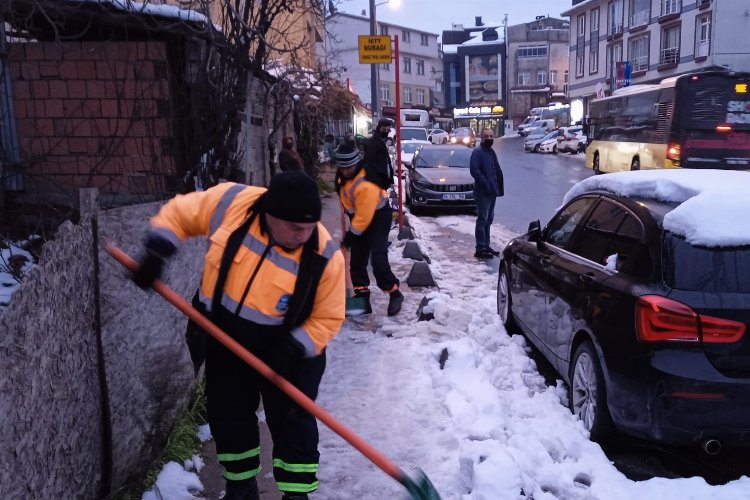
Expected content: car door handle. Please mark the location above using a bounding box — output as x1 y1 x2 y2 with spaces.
540 257 552 266
579 273 596 284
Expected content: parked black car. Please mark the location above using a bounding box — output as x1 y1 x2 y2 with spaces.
405 145 476 214
497 172 750 452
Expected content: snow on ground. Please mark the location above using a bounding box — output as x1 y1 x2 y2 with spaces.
142 210 750 499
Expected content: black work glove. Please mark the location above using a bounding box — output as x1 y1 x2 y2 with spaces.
279 333 306 359
341 229 360 249
132 234 177 289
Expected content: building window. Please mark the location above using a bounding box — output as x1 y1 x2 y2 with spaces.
629 0 650 27
661 0 681 16
695 14 711 58
537 71 547 84
590 47 599 73
660 23 680 64
590 8 600 34
608 0 624 35
517 44 548 58
550 70 558 84
576 52 585 77
564 69 569 83
403 86 412 103
402 30 410 42
577 14 586 37
381 63 390 71
421 34 429 46
606 42 623 79
379 24 389 35
403 57 412 74
379 83 390 103
629 35 650 71
416 88 426 105
416 59 425 75
518 72 530 85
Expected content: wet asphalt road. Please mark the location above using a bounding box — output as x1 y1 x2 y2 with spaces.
490 135 750 485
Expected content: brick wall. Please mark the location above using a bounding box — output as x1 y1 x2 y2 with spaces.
8 41 174 195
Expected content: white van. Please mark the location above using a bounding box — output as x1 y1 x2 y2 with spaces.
517 116 540 136
524 119 557 136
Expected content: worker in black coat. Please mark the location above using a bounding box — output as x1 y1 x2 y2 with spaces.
362 118 394 190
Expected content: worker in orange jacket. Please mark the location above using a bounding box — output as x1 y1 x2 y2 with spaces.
132 171 345 500
335 142 403 316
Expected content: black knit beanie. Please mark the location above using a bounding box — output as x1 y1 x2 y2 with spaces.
264 171 321 222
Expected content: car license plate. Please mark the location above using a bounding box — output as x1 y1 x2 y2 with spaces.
443 193 465 200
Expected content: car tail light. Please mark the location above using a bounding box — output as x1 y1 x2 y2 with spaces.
667 143 681 162
636 296 746 343
716 124 732 133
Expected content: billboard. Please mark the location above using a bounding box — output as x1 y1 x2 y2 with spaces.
466 54 501 104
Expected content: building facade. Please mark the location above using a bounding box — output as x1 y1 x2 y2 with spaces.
441 17 507 136
562 0 750 113
325 11 442 121
506 16 570 128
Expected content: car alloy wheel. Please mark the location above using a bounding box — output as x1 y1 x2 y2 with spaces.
631 157 640 171
593 152 601 175
534 144 540 153
569 342 612 437
496 264 517 330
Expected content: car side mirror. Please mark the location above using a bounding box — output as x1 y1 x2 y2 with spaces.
527 220 541 242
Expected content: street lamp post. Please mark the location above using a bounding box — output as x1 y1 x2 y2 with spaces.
369 0 378 123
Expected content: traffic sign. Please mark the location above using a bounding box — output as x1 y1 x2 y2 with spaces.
358 35 392 64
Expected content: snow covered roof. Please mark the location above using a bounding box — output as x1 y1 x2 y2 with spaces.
563 169 750 247
78 0 208 23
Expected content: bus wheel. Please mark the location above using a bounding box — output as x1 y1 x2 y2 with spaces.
631 157 640 171
593 153 602 175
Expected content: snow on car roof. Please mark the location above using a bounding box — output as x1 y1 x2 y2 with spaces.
562 169 750 247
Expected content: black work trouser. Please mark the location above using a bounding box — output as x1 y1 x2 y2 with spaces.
349 205 398 292
205 330 325 494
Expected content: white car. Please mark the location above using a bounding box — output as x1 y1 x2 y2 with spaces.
538 136 559 154
427 128 449 144
399 140 431 167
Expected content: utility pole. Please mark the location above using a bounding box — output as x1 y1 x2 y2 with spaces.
369 0 379 123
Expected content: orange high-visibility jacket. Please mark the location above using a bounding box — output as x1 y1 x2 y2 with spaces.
338 169 388 235
148 182 345 356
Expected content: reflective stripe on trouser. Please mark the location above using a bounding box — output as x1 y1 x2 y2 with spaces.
205 326 326 494
349 205 399 292
217 447 261 481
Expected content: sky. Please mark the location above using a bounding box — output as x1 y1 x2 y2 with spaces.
140 163 750 499
337 0 572 38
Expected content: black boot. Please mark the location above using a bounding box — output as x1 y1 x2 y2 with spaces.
348 289 372 316
281 494 309 499
223 477 260 500
387 289 404 316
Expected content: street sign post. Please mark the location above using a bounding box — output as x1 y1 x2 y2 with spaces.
358 35 392 64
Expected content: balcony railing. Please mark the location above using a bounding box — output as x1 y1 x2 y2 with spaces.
631 55 649 71
661 0 681 16
609 23 624 36
630 10 650 27
660 47 679 65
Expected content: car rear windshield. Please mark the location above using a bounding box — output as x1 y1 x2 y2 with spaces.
401 129 428 140
414 148 472 167
663 233 750 292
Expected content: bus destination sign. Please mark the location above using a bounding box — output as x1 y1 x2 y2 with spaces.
358 35 392 64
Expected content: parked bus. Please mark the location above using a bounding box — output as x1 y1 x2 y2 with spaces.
585 71 750 173
400 108 430 128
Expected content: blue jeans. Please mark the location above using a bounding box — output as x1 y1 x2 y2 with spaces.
474 191 496 251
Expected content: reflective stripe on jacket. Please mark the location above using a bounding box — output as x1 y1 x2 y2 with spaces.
338 169 388 235
148 182 345 356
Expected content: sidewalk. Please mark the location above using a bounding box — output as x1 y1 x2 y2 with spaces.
196 192 371 499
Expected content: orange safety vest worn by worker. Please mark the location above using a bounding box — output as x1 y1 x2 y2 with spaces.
148 182 345 356
338 168 388 236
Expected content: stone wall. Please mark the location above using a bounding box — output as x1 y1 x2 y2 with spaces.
0 195 205 497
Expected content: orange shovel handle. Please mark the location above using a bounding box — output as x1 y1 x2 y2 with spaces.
104 241 403 481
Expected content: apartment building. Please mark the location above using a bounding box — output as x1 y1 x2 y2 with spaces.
325 11 442 116
507 16 570 128
562 0 750 111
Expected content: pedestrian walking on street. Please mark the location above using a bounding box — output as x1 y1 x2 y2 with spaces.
335 141 404 316
278 136 304 172
469 128 504 259
362 118 395 189
132 171 345 500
